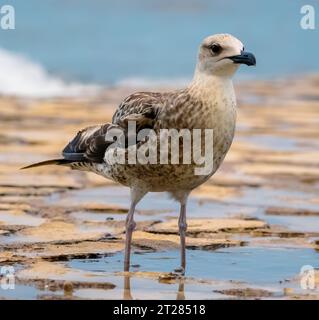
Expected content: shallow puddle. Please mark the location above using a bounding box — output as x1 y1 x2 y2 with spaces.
0 274 227 300
0 284 40 300
0 211 45 226
1 245 316 300
69 246 319 286
48 184 319 234
72 277 226 300
215 187 319 233
47 185 254 219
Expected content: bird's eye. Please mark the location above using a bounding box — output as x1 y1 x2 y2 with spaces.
210 44 222 55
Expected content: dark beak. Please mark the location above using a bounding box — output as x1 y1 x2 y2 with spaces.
229 51 256 66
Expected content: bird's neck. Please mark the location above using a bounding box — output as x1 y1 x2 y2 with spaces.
188 69 235 104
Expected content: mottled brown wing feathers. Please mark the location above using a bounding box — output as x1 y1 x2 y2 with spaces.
62 124 111 162
62 92 162 163
112 92 162 124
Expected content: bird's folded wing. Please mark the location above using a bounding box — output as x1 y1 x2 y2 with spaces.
112 91 162 126
62 92 163 163
62 124 111 162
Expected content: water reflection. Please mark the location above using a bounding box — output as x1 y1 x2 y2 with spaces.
123 275 133 300
122 274 185 300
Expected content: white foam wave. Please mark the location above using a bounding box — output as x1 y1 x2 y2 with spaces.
0 48 101 98
115 76 190 89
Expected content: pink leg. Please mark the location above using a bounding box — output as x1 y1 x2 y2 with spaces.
178 202 187 273
124 202 136 272
123 187 147 272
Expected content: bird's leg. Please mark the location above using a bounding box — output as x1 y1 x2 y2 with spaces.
124 187 147 272
178 200 187 274
124 201 137 272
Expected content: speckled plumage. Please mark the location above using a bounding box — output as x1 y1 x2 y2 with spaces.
24 34 255 272
66 75 237 194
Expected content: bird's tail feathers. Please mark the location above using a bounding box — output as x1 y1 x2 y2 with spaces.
20 159 73 170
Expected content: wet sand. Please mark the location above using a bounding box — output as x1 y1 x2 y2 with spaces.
0 76 319 300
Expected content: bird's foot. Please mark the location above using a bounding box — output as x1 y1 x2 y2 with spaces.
173 267 185 276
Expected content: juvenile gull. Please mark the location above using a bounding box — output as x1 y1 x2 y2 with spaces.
23 34 256 273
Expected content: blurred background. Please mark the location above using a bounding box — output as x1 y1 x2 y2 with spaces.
0 0 318 97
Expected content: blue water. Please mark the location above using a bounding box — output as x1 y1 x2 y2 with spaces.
1 0 318 85
68 247 319 285
0 284 39 300
2 247 317 299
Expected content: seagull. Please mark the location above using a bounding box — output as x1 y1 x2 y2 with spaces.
22 34 256 274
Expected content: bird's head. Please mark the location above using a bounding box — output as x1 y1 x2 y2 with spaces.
196 34 256 78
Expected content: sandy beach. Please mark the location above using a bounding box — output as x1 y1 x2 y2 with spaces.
0 75 318 299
